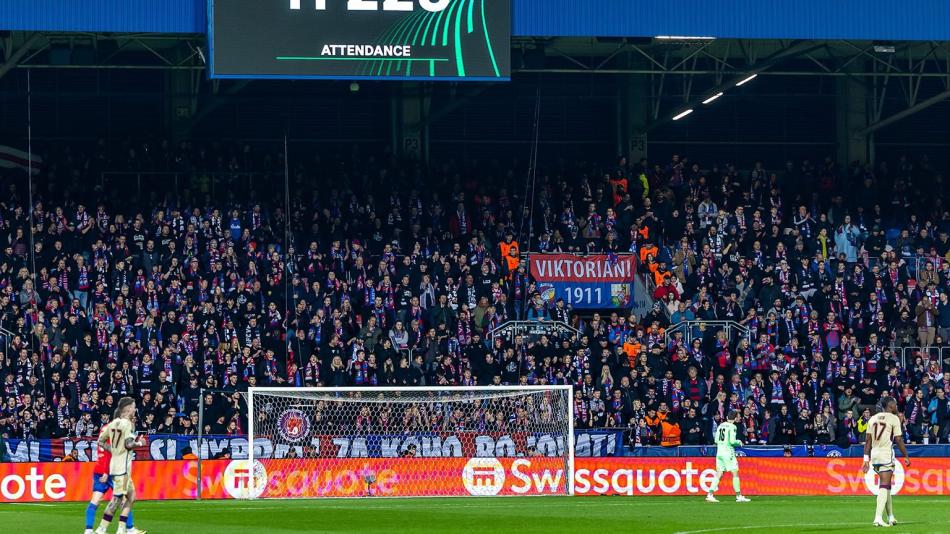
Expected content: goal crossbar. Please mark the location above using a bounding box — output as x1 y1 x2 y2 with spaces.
249 386 572 393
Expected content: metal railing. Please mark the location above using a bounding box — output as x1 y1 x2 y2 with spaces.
894 345 950 373
99 170 280 198
664 320 751 346
660 325 947 372
489 320 581 342
0 324 15 368
913 254 945 284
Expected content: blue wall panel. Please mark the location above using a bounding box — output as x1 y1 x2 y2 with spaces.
2 0 949 41
1 0 205 33
512 0 950 41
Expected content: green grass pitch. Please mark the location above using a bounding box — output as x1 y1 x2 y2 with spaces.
3 496 950 533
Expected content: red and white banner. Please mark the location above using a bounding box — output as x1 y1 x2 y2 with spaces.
529 254 635 283
2 457 949 502
0 461 205 503
529 253 635 308
0 145 42 175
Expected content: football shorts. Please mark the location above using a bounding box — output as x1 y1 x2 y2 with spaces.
870 452 895 473
111 474 132 496
716 453 739 472
92 474 113 494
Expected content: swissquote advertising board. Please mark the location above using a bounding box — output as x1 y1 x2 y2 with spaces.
4 457 949 501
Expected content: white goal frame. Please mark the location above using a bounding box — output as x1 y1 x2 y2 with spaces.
247 385 575 498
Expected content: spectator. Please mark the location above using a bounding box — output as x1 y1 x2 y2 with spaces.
770 405 795 445
937 292 950 345
181 446 198 460
794 409 816 445
0 432 9 462
905 388 927 443
0 146 948 453
931 388 950 444
916 298 939 349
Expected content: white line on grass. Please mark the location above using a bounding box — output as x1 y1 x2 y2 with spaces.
673 522 868 534
142 497 858 510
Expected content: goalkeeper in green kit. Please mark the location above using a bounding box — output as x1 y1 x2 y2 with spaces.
706 410 751 503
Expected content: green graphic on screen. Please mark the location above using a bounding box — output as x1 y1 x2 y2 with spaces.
210 0 511 80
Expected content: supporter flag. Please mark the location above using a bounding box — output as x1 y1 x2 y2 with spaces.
0 145 43 175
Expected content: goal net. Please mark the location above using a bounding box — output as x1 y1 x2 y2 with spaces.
238 386 573 498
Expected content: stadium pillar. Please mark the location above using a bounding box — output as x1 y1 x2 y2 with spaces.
618 74 650 163
396 83 429 162
836 69 870 165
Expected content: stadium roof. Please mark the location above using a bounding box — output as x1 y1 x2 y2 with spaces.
3 0 950 41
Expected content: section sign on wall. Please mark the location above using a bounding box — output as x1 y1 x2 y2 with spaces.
209 0 510 80
529 254 635 309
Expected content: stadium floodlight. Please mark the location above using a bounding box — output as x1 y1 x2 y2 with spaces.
672 109 694 121
655 36 716 40
702 92 724 105
735 74 758 86
241 386 575 499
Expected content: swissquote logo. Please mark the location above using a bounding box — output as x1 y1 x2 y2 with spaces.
278 408 311 443
462 458 506 496
224 460 268 499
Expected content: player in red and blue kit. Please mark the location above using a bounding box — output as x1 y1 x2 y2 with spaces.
85 428 134 534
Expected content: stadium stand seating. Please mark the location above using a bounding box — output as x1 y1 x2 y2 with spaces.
1 143 949 448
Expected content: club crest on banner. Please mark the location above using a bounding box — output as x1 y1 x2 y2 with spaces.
278 409 311 443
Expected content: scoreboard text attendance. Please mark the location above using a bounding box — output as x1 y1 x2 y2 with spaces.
209 0 511 80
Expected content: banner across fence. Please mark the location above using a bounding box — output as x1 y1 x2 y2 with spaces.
2 456 950 502
6 431 950 463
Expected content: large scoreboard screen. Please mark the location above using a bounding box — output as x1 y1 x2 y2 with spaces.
209 0 510 80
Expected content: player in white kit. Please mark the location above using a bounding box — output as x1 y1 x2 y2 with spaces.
860 396 910 528
95 397 147 534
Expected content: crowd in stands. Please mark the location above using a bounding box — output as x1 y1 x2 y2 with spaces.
1 142 950 454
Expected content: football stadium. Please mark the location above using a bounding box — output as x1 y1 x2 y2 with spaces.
2 1 950 533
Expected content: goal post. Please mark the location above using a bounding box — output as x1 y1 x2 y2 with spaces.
242 386 574 498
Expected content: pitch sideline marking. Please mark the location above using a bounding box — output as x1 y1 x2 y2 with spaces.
673 522 870 534
144 496 950 511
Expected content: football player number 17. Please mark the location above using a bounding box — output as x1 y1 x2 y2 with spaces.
869 422 888 442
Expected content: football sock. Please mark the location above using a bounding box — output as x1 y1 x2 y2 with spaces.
119 515 128 527
126 511 134 528
709 471 722 493
733 475 741 495
885 491 893 519
85 503 98 529
875 486 889 521
100 513 113 530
